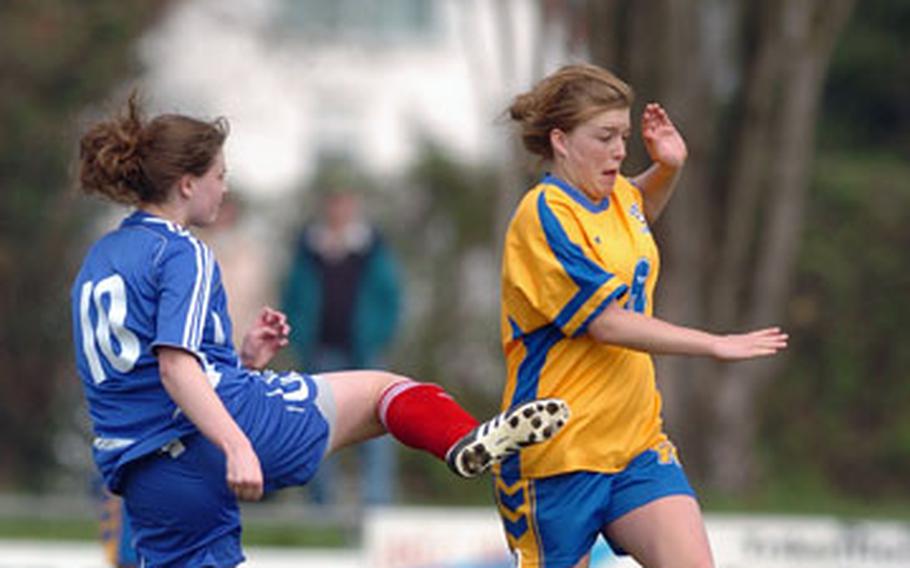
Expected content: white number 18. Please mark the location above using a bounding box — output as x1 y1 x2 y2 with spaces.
79 274 140 384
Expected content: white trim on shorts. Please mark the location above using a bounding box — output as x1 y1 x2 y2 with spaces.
310 374 337 458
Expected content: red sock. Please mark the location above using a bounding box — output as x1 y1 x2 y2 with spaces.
378 380 479 461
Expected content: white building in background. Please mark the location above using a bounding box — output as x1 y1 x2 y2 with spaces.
138 0 565 198
132 0 574 397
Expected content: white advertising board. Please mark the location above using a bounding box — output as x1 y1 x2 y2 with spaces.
363 507 627 568
363 508 910 568
707 515 910 568
2 511 908 567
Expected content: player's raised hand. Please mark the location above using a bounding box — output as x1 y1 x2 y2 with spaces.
711 327 789 361
239 306 291 370
641 103 687 169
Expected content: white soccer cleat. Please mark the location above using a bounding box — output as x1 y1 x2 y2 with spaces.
446 398 570 478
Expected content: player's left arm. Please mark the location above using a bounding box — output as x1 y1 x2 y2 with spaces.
239 306 290 370
630 103 688 224
587 302 788 361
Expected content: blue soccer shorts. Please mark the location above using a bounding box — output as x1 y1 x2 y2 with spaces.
494 441 696 567
121 372 335 567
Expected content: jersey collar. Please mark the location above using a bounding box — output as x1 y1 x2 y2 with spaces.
541 173 611 213
121 209 155 227
121 209 189 235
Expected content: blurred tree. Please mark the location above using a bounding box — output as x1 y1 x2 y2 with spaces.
821 0 910 152
398 142 503 401
767 151 910 501
761 0 910 502
0 0 171 489
564 0 856 494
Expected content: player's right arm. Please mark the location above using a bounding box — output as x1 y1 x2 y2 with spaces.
157 346 263 501
587 302 788 361
150 234 263 499
630 103 687 224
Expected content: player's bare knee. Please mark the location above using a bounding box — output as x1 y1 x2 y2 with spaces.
374 370 407 391
358 370 411 406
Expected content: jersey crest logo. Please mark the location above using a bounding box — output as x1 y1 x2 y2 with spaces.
628 203 650 234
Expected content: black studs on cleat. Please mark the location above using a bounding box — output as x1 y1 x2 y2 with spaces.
446 398 570 478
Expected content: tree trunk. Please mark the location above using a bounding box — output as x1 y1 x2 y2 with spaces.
582 0 854 493
707 0 855 493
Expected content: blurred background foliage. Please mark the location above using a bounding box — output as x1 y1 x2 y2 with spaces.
0 0 907 521
764 151 910 502
762 1 910 506
757 0 909 508
821 0 909 150
0 0 173 490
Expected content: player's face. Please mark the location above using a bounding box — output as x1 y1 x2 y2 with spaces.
187 150 228 227
553 107 630 202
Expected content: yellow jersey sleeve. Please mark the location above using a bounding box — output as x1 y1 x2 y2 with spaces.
502 188 629 338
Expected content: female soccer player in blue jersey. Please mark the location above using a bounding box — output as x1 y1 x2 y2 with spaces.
494 64 789 568
72 95 570 568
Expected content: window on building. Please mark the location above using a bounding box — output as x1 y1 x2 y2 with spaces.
277 0 438 43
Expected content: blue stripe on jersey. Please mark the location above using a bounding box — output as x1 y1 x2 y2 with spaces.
573 284 629 339
501 323 564 483
508 317 522 341
511 324 563 406
537 192 615 331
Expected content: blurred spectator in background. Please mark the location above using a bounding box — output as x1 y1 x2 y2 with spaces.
282 162 403 506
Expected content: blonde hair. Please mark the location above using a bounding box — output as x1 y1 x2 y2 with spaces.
509 64 634 160
79 93 228 205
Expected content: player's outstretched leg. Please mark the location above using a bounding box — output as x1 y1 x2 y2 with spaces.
322 373 570 479
445 399 570 478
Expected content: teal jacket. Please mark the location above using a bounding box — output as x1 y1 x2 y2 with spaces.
281 226 402 368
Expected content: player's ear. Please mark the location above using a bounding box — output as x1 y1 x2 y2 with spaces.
176 174 195 199
550 128 569 159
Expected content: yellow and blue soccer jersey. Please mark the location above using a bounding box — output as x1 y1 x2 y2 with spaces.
498 173 667 479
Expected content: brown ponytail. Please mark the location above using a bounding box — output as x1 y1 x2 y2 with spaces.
79 92 228 205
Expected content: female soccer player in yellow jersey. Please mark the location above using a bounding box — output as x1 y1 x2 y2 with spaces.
494 64 788 568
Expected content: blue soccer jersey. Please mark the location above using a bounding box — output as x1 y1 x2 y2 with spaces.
73 210 334 566
71 210 251 492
